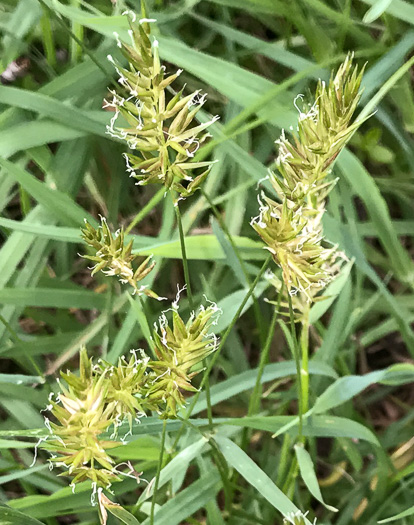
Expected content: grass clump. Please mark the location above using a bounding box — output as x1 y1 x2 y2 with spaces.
0 1 413 525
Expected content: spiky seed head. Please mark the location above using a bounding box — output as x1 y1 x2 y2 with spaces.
252 54 366 303
105 14 218 199
81 217 160 299
146 303 220 417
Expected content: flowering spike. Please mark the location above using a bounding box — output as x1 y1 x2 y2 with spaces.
147 303 220 417
81 217 160 299
105 14 218 199
41 300 218 486
252 54 366 304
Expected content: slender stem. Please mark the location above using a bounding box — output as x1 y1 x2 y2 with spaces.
287 294 303 442
276 433 292 487
203 364 214 429
173 195 214 427
172 254 272 450
37 0 117 88
173 200 194 311
282 456 299 498
300 305 310 417
0 313 22 343
101 279 114 359
248 305 279 416
0 314 43 377
248 283 284 416
150 419 167 525
125 188 165 234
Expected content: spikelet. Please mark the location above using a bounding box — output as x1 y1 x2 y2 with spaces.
252 54 365 303
104 8 218 199
96 350 151 427
252 197 337 301
147 303 219 417
272 54 365 209
45 349 121 487
81 217 161 299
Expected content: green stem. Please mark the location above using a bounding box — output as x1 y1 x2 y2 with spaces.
287 294 303 443
173 199 194 311
282 456 299 498
280 295 307 498
101 280 114 359
300 305 310 418
172 254 272 450
248 306 279 416
276 433 292 487
37 0 117 89
125 188 165 235
40 9 56 68
0 314 43 378
173 195 214 428
150 419 167 525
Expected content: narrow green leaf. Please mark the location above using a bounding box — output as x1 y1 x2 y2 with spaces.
0 506 45 525
0 439 36 449
224 415 380 445
191 361 337 415
215 436 309 521
360 0 414 25
313 365 414 414
338 150 413 283
140 470 221 525
295 444 338 512
378 504 414 523
363 0 394 23
0 86 108 137
0 288 106 310
0 374 44 385
0 158 96 227
103 501 141 525
0 121 86 158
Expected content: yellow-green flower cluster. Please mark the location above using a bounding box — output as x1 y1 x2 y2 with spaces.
104 10 218 199
81 217 162 300
252 54 364 301
46 349 121 487
147 303 219 417
42 302 219 487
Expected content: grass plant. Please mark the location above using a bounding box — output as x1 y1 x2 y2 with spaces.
0 0 414 524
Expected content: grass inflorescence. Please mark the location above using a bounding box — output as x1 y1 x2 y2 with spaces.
0 1 413 525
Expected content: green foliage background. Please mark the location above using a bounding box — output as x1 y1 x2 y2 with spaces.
0 0 414 523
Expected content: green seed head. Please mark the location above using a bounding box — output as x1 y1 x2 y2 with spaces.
252 54 365 302
81 217 160 299
105 11 218 199
146 302 220 417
